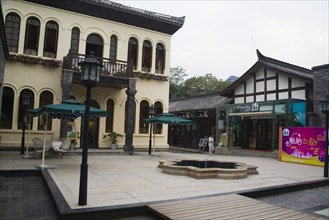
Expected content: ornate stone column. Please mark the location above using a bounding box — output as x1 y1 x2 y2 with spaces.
60 69 73 138
124 78 137 155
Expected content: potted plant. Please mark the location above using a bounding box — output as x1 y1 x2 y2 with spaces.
103 132 123 149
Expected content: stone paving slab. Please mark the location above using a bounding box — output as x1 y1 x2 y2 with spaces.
1 150 326 211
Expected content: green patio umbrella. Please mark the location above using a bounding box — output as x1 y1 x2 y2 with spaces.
25 100 107 168
143 113 191 154
26 99 108 119
143 113 192 125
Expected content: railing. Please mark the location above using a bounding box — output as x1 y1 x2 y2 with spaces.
63 50 168 81
63 51 130 77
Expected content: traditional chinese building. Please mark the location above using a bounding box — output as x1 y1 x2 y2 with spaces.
219 50 319 150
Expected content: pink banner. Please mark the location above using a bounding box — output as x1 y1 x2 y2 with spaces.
279 127 326 166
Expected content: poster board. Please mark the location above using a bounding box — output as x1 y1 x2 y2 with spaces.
279 127 326 166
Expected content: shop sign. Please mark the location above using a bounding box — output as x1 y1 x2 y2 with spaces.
233 102 259 112
279 127 326 166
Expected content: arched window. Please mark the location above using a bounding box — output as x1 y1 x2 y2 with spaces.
38 91 53 130
106 99 114 132
156 43 165 74
43 21 58 58
24 17 40 55
142 40 152 72
154 101 163 134
109 35 117 60
127 37 138 70
5 13 20 53
85 33 103 58
18 89 34 129
0 87 14 129
139 100 149 134
70 27 80 54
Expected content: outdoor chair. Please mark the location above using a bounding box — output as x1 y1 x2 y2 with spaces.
57 139 71 158
32 137 52 158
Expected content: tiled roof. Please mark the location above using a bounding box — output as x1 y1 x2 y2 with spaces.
25 0 185 35
257 50 313 80
169 93 231 112
90 0 185 26
221 49 313 96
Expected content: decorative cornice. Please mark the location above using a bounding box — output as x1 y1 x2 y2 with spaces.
134 72 168 81
90 0 185 26
8 53 62 67
24 0 184 35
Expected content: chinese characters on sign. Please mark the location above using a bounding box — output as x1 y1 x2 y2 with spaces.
279 127 326 166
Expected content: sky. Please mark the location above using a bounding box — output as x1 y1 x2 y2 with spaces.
116 1 328 81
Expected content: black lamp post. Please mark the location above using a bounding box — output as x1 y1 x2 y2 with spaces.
321 94 329 178
77 52 102 205
20 96 30 155
148 105 155 155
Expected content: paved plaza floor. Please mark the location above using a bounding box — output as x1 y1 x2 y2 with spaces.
0 149 327 212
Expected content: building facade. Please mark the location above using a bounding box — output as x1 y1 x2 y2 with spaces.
218 50 327 150
169 93 230 149
168 50 329 151
0 2 9 129
0 0 184 150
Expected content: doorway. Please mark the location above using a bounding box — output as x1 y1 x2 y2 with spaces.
242 118 272 150
81 99 100 148
256 119 272 150
85 34 103 58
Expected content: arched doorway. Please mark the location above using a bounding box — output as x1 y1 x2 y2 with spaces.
85 33 103 58
81 99 100 148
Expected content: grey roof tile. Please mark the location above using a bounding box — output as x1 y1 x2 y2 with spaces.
170 93 231 112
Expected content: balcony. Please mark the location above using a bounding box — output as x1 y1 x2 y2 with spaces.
63 51 132 88
63 51 168 88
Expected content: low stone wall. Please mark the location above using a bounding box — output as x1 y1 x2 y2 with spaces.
158 160 258 179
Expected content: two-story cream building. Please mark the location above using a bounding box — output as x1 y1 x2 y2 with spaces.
0 0 184 151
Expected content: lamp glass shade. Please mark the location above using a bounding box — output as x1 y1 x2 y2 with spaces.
78 52 102 85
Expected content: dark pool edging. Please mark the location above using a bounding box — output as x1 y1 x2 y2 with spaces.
0 169 163 220
40 169 163 220
238 178 329 198
2 169 328 220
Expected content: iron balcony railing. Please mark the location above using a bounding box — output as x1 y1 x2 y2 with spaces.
63 51 132 77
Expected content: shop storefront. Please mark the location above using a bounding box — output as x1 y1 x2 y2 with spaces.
217 99 306 150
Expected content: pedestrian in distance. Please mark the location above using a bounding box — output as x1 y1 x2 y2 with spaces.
208 134 214 156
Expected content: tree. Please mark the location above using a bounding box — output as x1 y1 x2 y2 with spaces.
169 67 232 99
170 66 187 99
182 73 231 97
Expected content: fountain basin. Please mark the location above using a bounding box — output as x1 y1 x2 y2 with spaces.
158 159 258 179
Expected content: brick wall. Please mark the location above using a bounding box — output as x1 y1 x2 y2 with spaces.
310 64 329 127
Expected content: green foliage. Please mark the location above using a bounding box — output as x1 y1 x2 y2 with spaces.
170 66 188 99
103 131 123 144
170 66 187 85
183 73 231 97
278 103 303 127
169 66 231 99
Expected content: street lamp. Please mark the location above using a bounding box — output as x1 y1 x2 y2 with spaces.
321 94 329 178
148 105 155 155
77 52 102 205
20 96 30 155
